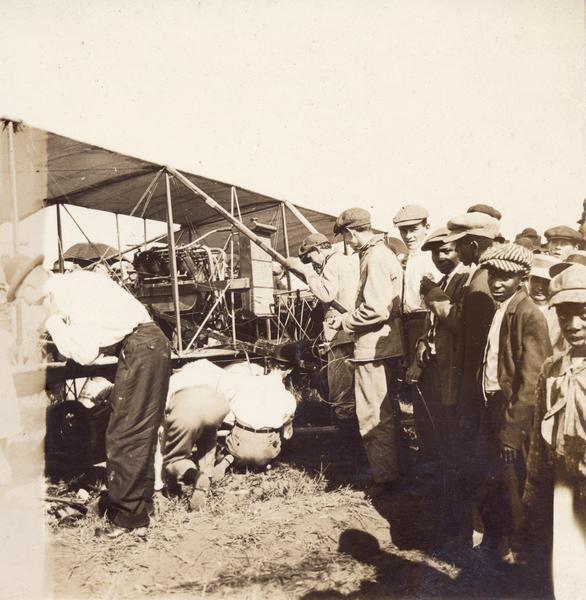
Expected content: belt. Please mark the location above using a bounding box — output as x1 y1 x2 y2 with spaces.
234 421 280 434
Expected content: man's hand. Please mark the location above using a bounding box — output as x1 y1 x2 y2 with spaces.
327 315 343 330
415 340 430 368
500 444 518 464
420 275 439 297
284 257 305 272
405 361 422 384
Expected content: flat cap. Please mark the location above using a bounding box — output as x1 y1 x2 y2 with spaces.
530 253 560 281
445 212 500 242
549 264 586 306
515 227 541 247
544 225 583 243
549 250 586 278
298 233 329 257
333 208 371 235
392 205 429 227
421 227 451 251
467 204 502 221
480 242 533 275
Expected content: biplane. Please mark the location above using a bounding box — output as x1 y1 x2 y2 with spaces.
1 118 341 399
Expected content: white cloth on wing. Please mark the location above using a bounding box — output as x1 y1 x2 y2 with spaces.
44 271 151 365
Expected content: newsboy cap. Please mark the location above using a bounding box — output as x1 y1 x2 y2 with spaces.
445 212 500 242
480 242 533 275
549 250 586 278
298 233 330 258
333 208 371 235
530 253 560 281
544 226 583 244
515 227 541 250
421 227 451 251
467 204 502 221
392 205 429 227
549 264 586 306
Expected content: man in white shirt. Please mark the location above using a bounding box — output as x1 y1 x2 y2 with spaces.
162 360 296 510
393 205 442 364
9 261 171 538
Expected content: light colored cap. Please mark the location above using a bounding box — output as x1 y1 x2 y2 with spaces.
445 212 500 242
530 253 560 281
421 227 450 251
392 205 429 227
298 233 329 257
549 264 586 306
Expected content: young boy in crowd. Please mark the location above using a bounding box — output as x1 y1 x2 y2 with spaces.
524 264 586 598
476 243 552 563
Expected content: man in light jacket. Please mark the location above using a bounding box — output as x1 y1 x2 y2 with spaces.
329 208 404 493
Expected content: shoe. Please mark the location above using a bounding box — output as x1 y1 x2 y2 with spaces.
95 524 148 539
188 488 207 512
211 455 234 483
363 479 402 498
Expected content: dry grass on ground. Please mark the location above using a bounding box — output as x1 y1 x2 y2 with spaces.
48 465 390 599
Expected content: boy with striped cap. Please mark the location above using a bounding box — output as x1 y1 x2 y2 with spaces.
475 243 552 563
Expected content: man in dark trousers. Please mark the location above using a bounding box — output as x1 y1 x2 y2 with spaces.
477 243 552 563
9 262 171 538
418 213 500 553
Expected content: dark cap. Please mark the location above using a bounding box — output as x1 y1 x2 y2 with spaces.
544 226 583 244
298 233 329 258
392 205 429 227
467 204 502 221
549 250 586 278
334 208 371 235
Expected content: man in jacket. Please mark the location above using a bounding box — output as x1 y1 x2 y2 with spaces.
329 208 404 492
477 243 552 562
415 227 469 458
285 233 360 439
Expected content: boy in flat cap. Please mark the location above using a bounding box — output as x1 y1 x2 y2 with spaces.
524 264 586 598
544 226 583 260
528 253 566 353
285 233 360 442
329 208 404 492
475 243 551 563
415 229 469 455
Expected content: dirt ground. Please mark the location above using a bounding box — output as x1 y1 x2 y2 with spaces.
46 423 552 600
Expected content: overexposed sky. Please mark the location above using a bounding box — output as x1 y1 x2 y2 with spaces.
1 0 585 260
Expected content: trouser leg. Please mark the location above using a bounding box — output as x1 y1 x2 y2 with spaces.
163 391 215 489
105 323 170 529
327 344 355 421
354 359 401 483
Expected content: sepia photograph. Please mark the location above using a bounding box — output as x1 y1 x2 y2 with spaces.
1 1 585 598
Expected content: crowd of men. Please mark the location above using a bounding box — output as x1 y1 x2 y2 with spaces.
2 199 586 598
288 202 586 597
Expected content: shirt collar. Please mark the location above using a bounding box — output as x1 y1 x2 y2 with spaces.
358 233 385 253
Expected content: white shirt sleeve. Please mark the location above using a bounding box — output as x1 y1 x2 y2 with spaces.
45 314 101 365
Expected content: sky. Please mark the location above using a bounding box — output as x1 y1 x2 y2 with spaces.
1 0 585 262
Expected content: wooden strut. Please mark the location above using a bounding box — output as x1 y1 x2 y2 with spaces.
166 166 347 314
282 199 318 234
165 173 183 354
